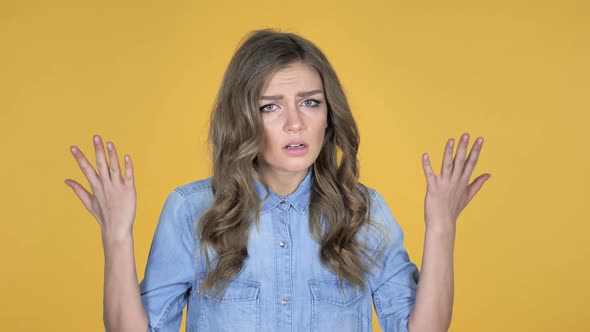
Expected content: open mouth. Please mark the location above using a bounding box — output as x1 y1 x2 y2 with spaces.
284 143 307 149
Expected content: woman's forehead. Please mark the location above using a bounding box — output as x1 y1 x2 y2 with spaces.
259 62 322 95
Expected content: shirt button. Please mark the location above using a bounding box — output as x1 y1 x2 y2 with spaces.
279 241 286 248
281 298 289 305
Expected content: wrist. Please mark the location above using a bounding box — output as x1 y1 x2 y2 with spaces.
101 227 134 246
425 220 457 234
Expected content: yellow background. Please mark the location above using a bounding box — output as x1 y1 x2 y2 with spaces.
1 0 588 331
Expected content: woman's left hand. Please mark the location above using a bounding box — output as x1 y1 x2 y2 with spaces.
421 133 491 231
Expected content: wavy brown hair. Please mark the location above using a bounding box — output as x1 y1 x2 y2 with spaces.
198 29 387 299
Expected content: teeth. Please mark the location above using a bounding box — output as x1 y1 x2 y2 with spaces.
286 144 304 149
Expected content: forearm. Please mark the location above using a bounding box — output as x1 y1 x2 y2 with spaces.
408 223 456 332
102 232 148 332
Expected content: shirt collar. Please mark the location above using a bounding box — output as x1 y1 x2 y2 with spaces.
254 167 313 215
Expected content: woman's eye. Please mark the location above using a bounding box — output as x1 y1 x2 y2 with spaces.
302 99 321 107
259 104 278 112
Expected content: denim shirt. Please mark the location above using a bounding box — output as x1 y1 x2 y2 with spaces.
139 167 420 332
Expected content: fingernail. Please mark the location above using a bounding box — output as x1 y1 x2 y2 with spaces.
107 142 112 150
70 146 77 153
94 135 99 143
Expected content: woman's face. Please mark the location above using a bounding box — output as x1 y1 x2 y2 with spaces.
257 61 328 180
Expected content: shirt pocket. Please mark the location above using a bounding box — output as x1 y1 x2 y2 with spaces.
193 277 261 332
308 277 369 332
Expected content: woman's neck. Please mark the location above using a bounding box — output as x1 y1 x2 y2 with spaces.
258 166 309 197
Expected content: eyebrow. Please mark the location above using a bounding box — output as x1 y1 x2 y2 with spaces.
259 89 324 100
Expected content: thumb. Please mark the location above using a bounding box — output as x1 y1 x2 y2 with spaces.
466 173 491 204
65 179 99 221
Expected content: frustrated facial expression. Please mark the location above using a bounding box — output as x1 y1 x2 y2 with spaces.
257 61 328 180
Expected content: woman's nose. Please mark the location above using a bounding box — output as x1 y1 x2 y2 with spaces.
284 107 304 133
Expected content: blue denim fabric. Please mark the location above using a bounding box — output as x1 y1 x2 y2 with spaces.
139 167 420 331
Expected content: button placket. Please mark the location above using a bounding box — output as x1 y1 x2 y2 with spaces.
275 207 293 328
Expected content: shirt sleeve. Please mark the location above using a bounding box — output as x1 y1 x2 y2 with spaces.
365 189 420 332
139 188 196 332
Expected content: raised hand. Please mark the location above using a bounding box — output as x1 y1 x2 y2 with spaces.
65 135 137 241
421 133 491 230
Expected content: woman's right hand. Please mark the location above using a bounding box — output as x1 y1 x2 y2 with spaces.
65 135 137 242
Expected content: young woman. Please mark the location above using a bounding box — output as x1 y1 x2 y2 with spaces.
65 29 490 332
